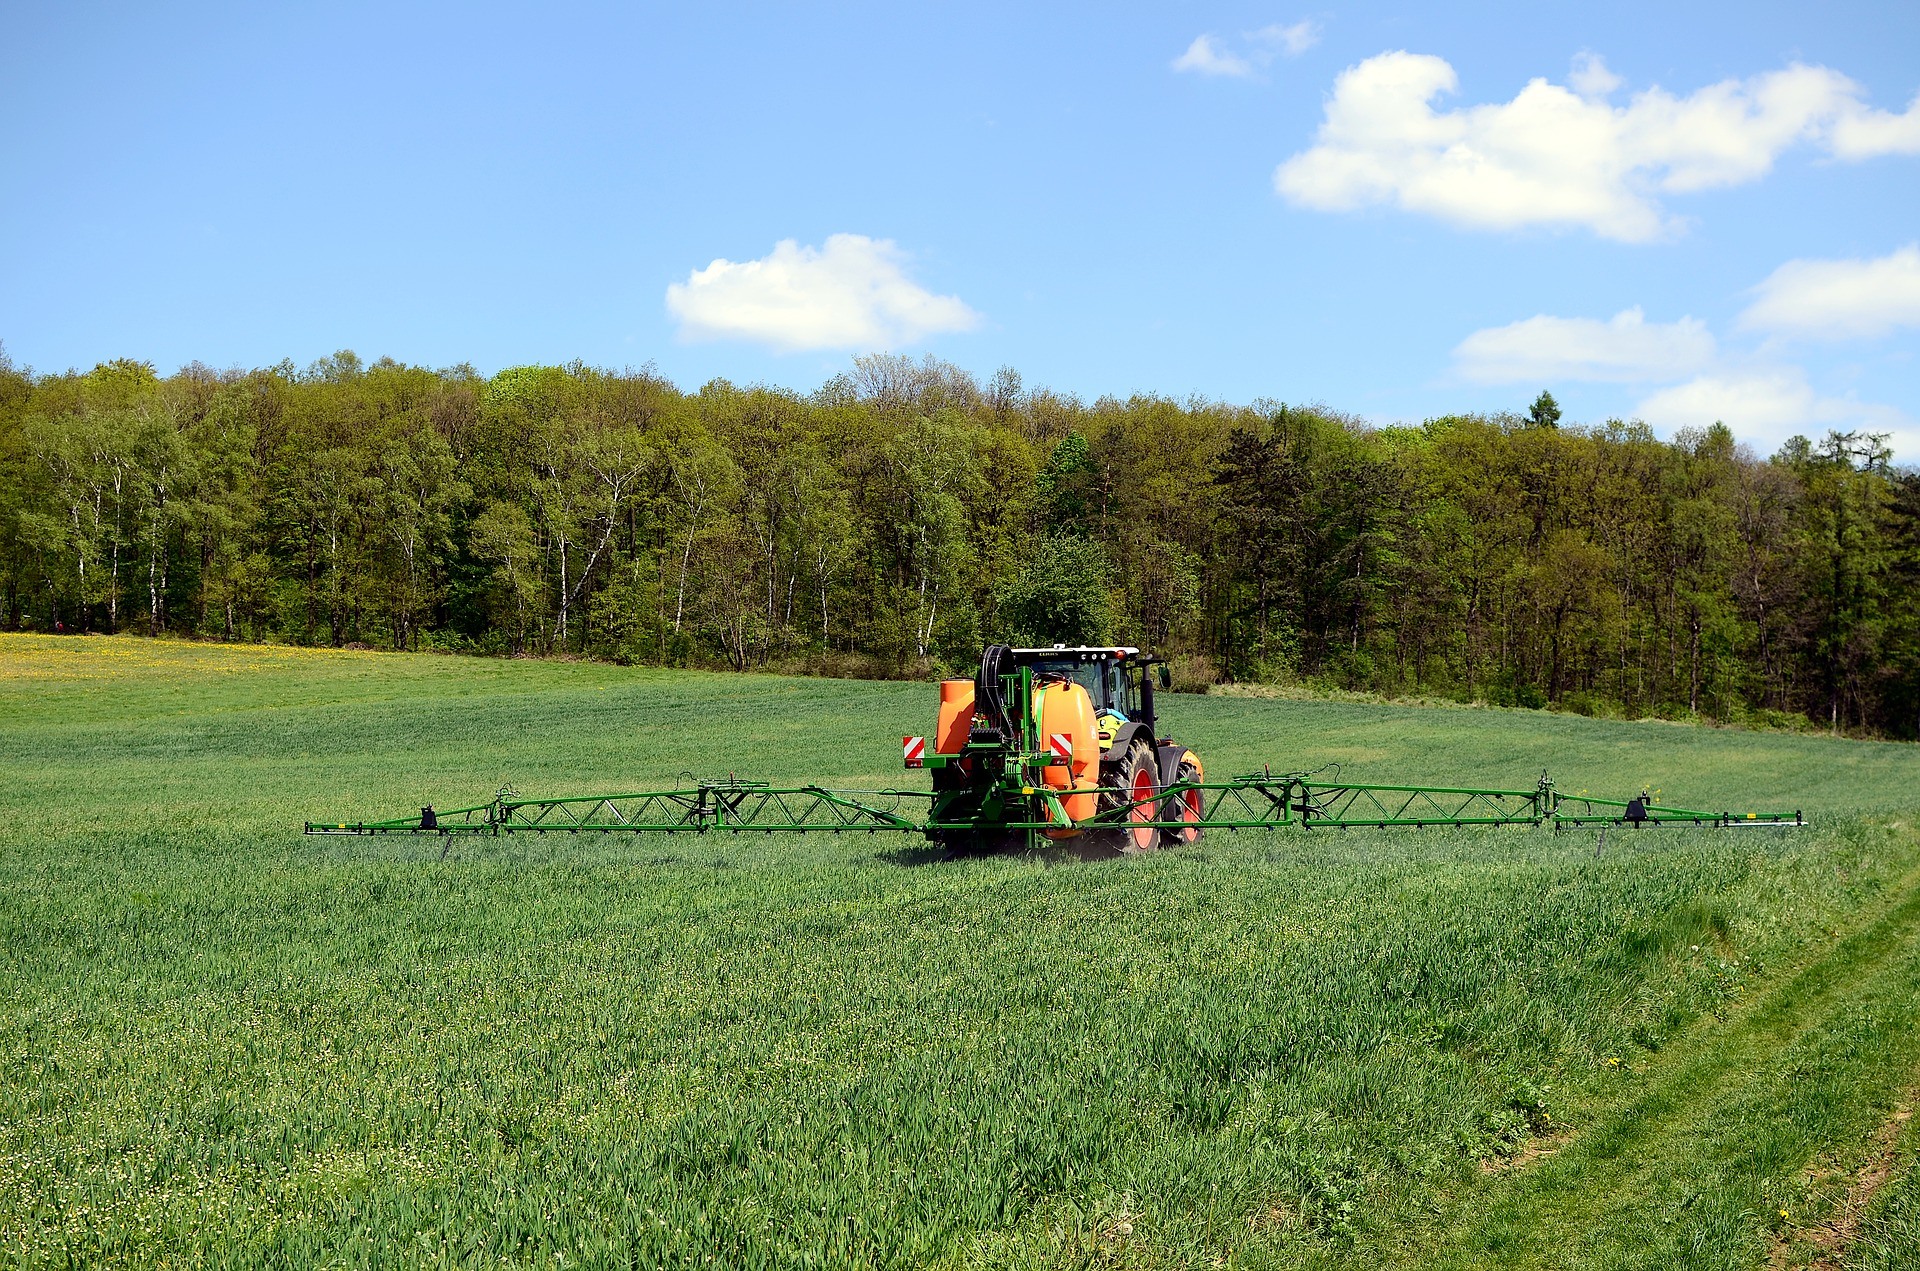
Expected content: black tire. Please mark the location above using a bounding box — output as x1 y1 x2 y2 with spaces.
1161 756 1204 846
1099 740 1161 854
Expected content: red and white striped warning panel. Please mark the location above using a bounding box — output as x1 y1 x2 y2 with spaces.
1047 733 1074 763
903 736 926 767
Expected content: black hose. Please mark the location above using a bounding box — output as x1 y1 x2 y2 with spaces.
976 643 1014 738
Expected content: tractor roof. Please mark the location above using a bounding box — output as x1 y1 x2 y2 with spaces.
1009 646 1143 660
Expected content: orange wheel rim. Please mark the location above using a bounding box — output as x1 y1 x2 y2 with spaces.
1129 769 1156 850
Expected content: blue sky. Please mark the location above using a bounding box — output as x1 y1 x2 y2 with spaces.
3 1 1917 456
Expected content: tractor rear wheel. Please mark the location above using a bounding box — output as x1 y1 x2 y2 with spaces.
1101 740 1160 853
1162 756 1204 846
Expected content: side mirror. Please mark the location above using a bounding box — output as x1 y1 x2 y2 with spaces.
1156 664 1172 690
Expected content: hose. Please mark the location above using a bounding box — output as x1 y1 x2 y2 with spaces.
976 643 1014 738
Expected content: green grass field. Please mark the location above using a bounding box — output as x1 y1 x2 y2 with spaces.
5 634 1920 1269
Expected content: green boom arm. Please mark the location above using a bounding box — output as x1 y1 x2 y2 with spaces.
305 773 1803 838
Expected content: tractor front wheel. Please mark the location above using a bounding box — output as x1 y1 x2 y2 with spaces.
1162 756 1204 846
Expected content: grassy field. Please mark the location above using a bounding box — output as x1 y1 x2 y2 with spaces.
5 634 1920 1269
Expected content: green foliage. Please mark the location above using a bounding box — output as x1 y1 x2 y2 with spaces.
2 357 1918 733
1037 429 1098 525
992 533 1113 645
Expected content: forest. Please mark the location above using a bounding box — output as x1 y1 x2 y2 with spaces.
2 345 1917 736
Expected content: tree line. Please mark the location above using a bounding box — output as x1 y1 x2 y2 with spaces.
2 346 1916 736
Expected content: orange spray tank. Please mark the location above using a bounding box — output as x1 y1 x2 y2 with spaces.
935 679 975 754
1034 680 1099 837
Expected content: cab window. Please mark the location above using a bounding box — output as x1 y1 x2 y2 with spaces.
1031 659 1107 707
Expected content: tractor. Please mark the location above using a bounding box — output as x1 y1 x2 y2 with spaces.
913 644 1204 854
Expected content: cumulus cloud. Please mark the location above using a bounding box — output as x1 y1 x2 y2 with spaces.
1453 307 1715 384
665 234 980 353
1174 21 1319 77
1738 243 1920 341
1636 368 1916 455
1172 34 1253 78
1275 52 1920 240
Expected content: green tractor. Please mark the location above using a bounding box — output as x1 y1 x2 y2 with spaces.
914 644 1204 855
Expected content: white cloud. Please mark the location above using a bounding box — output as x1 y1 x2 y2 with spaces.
1831 91 1920 158
1738 243 1920 341
1453 307 1716 384
1172 35 1253 78
1568 52 1622 99
1253 21 1321 57
1635 368 1916 455
1174 22 1319 77
1275 52 1920 241
664 235 981 353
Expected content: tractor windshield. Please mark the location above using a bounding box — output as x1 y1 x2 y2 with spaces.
1027 659 1108 709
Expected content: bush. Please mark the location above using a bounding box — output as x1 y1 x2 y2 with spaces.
1165 652 1219 693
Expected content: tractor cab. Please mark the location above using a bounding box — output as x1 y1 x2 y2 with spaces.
1007 646 1164 750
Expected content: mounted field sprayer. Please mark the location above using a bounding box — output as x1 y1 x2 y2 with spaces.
305 644 1805 846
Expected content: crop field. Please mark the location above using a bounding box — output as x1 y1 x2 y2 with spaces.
5 634 1920 1269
